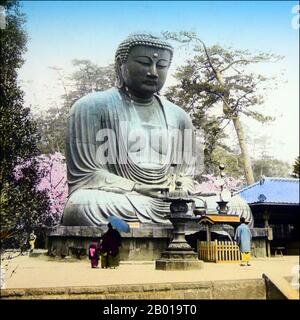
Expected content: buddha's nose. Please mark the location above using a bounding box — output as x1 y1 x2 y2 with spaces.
147 65 158 78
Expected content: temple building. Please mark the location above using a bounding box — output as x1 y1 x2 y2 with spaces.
237 177 300 256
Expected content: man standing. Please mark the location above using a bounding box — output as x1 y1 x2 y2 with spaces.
235 217 252 266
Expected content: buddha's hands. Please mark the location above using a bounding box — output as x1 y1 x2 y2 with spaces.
133 183 169 199
99 186 127 194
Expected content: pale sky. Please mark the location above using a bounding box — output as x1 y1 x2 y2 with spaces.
19 1 299 164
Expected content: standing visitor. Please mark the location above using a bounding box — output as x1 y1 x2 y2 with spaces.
235 217 252 266
29 232 37 253
100 223 121 269
88 239 100 268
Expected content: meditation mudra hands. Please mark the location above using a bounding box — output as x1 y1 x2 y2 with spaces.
133 183 170 199
97 182 170 198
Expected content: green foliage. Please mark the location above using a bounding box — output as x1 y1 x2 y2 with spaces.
252 158 292 181
37 60 115 154
0 1 49 250
211 146 244 178
63 59 115 107
0 1 36 177
36 106 68 155
292 156 300 178
1 161 49 250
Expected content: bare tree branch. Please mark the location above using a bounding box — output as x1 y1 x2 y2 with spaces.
220 59 254 73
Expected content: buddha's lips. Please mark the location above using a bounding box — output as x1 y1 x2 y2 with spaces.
143 80 158 85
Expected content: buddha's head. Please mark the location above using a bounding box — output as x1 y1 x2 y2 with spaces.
115 33 174 99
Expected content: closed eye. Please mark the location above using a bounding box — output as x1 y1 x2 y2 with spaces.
134 58 151 65
157 60 169 68
157 64 168 69
136 60 151 66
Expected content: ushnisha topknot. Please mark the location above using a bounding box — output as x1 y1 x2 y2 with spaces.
115 33 174 65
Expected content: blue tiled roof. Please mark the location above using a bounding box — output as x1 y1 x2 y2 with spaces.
236 177 300 205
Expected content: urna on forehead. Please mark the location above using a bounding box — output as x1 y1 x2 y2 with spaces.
115 33 174 64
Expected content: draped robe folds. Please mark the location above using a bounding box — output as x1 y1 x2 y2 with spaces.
62 88 205 226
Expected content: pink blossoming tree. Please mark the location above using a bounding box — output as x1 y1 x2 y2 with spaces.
194 174 245 195
13 152 67 228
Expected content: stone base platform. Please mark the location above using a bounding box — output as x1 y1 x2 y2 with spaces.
156 258 204 270
47 225 268 260
47 223 200 261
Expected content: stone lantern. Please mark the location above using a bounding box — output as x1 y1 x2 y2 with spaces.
215 164 230 215
155 181 204 270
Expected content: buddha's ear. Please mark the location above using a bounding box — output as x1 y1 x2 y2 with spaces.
115 57 124 89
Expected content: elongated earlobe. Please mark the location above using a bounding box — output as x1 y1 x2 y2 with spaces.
115 58 124 89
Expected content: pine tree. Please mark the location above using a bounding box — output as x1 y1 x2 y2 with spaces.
163 31 282 184
293 157 300 178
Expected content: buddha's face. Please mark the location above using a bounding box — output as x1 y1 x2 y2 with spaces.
120 45 171 98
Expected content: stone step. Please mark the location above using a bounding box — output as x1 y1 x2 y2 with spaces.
0 278 266 299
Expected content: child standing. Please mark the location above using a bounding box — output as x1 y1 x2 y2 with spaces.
88 240 100 268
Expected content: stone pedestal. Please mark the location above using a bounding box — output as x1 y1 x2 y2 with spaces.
48 224 168 260
47 224 268 261
155 214 203 270
47 221 203 261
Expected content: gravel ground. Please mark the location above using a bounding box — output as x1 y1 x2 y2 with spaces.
1 254 298 291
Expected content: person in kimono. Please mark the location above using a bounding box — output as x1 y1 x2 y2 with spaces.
100 223 121 268
235 217 252 266
88 239 100 268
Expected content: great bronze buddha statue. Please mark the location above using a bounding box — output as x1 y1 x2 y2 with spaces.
61 33 252 227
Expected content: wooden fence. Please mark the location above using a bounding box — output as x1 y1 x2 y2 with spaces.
198 240 242 263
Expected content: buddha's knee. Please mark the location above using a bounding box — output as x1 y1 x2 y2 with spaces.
62 189 139 226
62 204 91 226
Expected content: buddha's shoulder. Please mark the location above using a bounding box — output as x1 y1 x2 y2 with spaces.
70 88 120 114
159 96 191 120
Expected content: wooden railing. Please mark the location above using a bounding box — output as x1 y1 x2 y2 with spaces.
198 240 242 263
